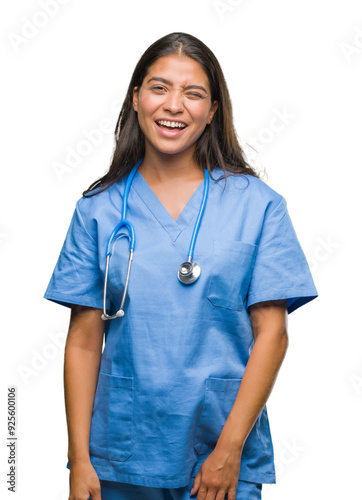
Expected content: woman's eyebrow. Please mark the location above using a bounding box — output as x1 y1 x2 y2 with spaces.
146 77 207 93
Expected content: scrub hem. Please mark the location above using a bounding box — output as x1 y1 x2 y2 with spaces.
66 459 276 489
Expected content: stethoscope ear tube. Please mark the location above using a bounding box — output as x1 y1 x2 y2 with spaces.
101 159 141 322
102 249 134 320
102 221 135 321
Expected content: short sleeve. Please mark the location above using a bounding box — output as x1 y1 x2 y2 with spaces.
44 200 106 310
246 196 318 314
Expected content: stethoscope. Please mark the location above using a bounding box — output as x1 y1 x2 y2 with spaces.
101 158 209 320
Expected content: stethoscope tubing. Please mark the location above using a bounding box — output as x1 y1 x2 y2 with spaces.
102 158 208 319
102 160 142 320
121 158 143 220
187 169 209 262
106 220 135 256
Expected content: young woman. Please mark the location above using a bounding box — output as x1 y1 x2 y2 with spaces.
44 32 318 500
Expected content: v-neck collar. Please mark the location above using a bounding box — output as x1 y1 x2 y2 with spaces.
131 170 214 242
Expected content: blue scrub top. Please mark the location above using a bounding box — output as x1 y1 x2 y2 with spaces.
44 166 318 488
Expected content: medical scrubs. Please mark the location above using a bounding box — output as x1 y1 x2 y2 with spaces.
44 166 318 490
96 477 262 499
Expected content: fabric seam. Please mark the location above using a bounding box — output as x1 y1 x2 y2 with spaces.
76 200 98 244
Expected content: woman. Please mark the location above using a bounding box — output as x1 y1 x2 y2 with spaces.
44 32 318 500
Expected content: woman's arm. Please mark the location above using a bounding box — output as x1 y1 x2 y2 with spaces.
219 298 288 448
64 305 104 500
190 299 288 499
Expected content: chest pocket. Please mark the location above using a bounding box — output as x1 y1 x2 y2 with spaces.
207 240 257 311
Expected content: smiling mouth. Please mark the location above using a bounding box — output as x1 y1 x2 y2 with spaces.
156 120 187 129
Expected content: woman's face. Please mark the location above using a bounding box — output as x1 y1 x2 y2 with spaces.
133 54 218 158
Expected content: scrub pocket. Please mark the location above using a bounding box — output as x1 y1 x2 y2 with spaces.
89 372 133 462
194 377 257 459
207 240 257 311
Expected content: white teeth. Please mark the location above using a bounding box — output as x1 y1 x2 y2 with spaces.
157 120 186 129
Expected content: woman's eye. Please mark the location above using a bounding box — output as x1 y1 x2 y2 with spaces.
149 86 205 99
151 85 167 92
185 92 204 99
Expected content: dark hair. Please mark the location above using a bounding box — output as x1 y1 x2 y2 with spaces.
83 32 259 196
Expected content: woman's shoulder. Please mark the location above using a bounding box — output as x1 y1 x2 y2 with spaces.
76 179 125 216
71 180 125 239
211 168 284 207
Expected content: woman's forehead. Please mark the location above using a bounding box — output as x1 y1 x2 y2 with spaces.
143 54 210 88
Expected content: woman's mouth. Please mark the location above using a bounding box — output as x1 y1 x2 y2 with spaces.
156 119 187 129
155 119 188 137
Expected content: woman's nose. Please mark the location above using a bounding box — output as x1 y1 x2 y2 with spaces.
163 90 184 113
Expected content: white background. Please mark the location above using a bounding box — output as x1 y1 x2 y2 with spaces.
1 0 361 498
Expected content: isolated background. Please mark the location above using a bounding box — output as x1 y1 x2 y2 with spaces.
1 0 361 498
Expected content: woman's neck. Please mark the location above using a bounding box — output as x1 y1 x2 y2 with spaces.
138 147 204 185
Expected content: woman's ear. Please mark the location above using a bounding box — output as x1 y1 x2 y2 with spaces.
207 100 218 125
132 86 139 112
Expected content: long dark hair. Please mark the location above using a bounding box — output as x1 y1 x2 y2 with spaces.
83 32 259 196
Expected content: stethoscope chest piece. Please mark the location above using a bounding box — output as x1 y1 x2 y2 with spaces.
178 261 201 285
